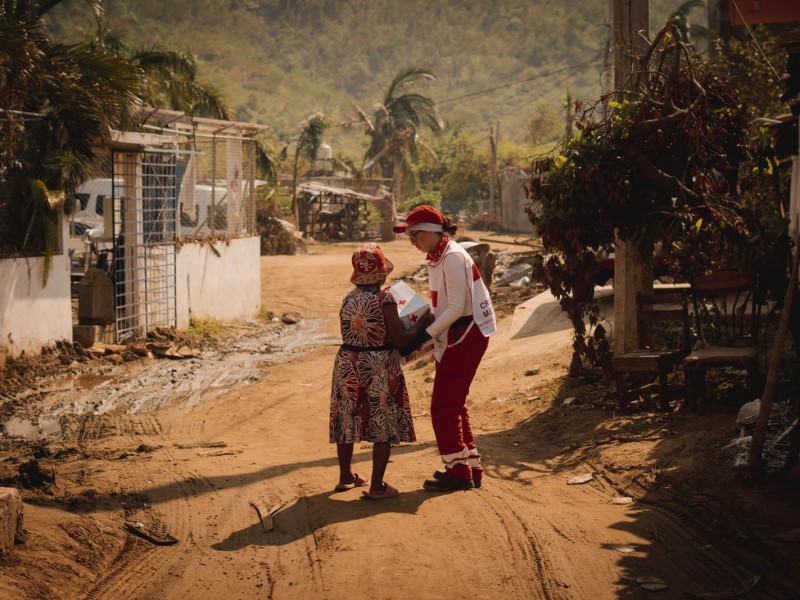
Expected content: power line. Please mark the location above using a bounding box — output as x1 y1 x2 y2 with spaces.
729 0 782 83
447 59 602 126
436 53 604 107
331 58 599 132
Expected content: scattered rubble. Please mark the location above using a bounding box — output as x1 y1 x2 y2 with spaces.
567 473 594 485
0 487 24 553
17 460 56 490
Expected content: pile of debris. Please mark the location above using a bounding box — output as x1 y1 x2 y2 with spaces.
0 328 207 403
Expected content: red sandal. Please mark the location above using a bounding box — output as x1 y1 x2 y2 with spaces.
361 482 399 500
334 473 369 492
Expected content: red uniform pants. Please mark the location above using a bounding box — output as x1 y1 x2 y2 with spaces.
431 323 489 481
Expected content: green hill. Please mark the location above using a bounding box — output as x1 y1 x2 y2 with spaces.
45 0 693 156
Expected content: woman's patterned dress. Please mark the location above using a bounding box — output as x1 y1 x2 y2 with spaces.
329 286 416 444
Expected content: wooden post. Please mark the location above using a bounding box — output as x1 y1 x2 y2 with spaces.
612 0 649 354
494 122 501 219
489 125 498 215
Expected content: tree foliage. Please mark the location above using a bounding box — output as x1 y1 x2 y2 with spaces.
528 23 751 374
355 67 443 205
0 0 139 277
129 47 231 120
289 111 330 222
705 28 792 308
411 125 490 216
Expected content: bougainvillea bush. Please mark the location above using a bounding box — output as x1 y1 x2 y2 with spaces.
527 23 755 375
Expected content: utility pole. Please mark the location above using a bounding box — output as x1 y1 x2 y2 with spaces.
601 28 613 120
611 0 649 354
489 124 498 215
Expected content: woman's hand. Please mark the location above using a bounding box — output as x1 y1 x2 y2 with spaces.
383 304 434 350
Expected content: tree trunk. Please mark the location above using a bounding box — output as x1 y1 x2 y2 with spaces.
611 0 649 354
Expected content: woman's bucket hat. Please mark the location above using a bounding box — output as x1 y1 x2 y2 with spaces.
351 243 394 285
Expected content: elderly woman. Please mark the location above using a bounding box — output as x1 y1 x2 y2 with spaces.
330 243 434 499
393 206 496 491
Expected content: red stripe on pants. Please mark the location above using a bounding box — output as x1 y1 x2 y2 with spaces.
431 324 489 480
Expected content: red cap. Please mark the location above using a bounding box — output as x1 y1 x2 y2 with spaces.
392 205 444 233
350 243 394 285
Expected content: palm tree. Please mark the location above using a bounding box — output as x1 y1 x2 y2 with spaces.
668 0 711 51
289 111 330 227
89 22 231 120
0 0 140 281
356 67 443 206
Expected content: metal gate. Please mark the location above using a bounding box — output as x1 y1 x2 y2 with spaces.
111 150 178 342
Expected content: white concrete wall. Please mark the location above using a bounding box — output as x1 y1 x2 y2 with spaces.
501 167 537 234
0 254 72 358
176 236 261 328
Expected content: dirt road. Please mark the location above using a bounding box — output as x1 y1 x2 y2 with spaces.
2 237 799 599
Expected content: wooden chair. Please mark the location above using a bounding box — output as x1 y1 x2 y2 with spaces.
611 291 691 411
682 271 762 411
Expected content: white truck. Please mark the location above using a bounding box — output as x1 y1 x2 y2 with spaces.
68 178 120 278
70 178 122 238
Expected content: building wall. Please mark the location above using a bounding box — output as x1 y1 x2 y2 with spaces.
501 167 537 234
175 236 261 328
0 255 72 359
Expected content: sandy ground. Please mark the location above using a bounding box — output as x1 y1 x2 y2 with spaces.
2 233 800 600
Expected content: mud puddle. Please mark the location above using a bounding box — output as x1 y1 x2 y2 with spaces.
2 319 338 439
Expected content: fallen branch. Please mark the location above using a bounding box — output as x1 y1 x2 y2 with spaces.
175 441 227 449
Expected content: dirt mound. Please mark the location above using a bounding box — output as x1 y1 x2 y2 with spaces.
1 341 88 407
0 328 227 416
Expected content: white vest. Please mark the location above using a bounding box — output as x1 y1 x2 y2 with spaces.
428 241 496 360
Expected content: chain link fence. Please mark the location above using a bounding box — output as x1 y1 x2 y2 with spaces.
177 134 257 238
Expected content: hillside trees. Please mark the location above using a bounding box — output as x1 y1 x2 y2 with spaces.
527 101 562 147
43 0 694 151
88 22 231 120
410 125 491 216
129 47 231 120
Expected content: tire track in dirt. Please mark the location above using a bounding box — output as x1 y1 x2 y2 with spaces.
472 485 564 599
79 413 176 599
473 457 707 598
471 424 799 600
72 412 233 599
632 498 800 598
82 535 142 600
68 360 308 598
586 461 800 599
298 491 325 596
476 471 637 599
